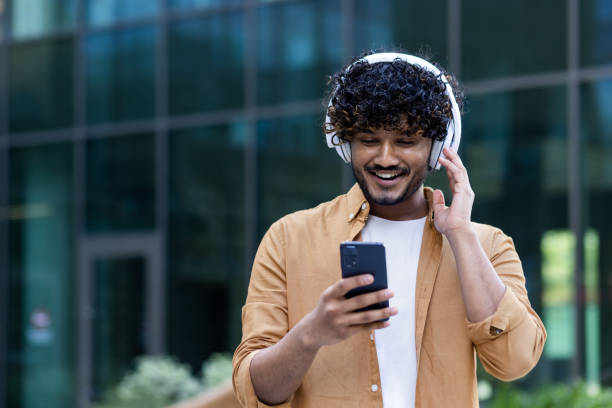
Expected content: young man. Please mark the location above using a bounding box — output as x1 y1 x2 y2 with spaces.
233 52 546 408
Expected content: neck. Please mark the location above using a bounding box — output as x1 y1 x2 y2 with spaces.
369 185 429 221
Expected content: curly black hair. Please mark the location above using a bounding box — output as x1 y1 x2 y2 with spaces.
324 51 464 143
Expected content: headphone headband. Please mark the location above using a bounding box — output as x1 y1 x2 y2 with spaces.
325 52 461 170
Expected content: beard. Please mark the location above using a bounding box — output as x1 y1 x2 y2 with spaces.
352 163 427 206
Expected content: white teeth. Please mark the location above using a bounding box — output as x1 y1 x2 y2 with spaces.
375 172 399 179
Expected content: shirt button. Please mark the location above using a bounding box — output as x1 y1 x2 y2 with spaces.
361 203 367 210
349 213 354 220
371 384 379 392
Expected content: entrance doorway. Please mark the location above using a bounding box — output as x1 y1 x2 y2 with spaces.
77 233 164 408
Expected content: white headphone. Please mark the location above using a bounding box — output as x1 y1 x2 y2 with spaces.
324 52 462 170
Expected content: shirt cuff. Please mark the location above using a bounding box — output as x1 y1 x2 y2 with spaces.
234 350 294 408
466 287 528 345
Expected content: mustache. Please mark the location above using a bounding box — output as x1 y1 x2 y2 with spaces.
364 165 410 175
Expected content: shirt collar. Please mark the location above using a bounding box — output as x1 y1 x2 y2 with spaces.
345 183 436 225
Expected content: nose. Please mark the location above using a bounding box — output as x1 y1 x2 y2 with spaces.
374 140 400 167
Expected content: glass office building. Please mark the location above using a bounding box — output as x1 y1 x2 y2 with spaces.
0 0 611 406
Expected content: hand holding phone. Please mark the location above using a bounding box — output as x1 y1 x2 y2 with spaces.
298 244 394 350
340 242 390 319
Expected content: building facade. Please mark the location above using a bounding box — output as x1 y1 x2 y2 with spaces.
0 0 611 407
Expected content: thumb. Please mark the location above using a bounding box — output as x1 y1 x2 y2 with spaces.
432 189 446 215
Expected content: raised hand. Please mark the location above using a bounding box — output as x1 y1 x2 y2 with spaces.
432 147 475 238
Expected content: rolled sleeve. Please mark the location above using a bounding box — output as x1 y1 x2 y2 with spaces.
232 220 296 407
466 287 527 345
468 229 547 381
232 350 294 408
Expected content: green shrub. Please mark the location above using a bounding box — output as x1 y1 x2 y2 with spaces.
201 352 234 390
488 382 612 408
94 353 233 408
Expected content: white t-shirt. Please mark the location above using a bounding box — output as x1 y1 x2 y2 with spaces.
361 215 426 408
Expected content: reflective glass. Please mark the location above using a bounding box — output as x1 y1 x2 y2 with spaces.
7 143 74 408
9 38 73 133
581 79 612 385
168 13 244 114
86 134 155 232
461 1 566 81
257 114 343 237
354 0 446 59
257 1 342 105
11 0 75 39
92 257 146 402
454 87 567 392
169 0 241 11
86 26 156 124
86 0 157 26
168 122 246 370
581 0 612 66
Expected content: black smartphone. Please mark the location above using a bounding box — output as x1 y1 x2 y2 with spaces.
340 241 389 318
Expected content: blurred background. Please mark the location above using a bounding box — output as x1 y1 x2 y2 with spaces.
1 0 611 407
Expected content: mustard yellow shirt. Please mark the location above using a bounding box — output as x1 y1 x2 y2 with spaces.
233 184 546 408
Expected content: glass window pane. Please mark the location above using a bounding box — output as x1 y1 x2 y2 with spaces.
9 38 73 133
86 26 156 124
168 13 244 114
581 79 612 384
456 87 567 390
86 134 155 232
581 0 612 66
257 114 343 237
92 257 146 402
7 143 74 407
169 0 241 11
168 122 246 370
257 1 342 105
354 0 446 58
462 1 566 81
11 0 75 39
86 0 157 26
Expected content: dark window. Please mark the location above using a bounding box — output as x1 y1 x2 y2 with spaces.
168 13 244 114
581 0 612 66
86 0 157 26
86 134 156 232
462 1 566 80
257 0 342 105
86 26 156 124
9 38 73 133
257 114 344 237
168 122 246 370
581 79 612 385
354 0 447 59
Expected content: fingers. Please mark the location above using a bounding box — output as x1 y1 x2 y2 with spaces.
343 288 394 313
432 189 446 214
438 148 473 196
346 320 391 337
343 305 398 326
441 146 465 168
327 274 373 299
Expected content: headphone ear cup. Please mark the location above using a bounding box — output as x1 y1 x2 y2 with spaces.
429 139 444 170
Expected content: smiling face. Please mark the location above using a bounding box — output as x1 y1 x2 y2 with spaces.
350 127 432 208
